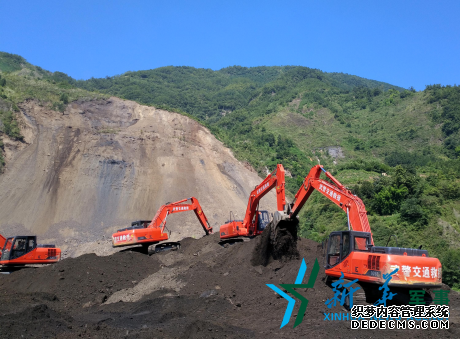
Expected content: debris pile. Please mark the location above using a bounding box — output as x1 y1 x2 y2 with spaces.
251 216 299 267
0 234 458 338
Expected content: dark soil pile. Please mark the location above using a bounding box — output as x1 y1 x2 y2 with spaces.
251 218 299 267
0 251 162 311
0 234 459 338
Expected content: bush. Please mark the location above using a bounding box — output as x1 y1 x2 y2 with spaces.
60 93 69 104
0 111 22 140
385 150 436 167
399 198 425 223
337 159 390 173
52 101 66 113
440 249 460 290
438 181 460 199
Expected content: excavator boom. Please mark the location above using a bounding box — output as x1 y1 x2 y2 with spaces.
289 165 372 241
147 197 212 235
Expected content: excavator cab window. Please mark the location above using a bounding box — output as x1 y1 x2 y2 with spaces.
11 237 28 259
354 236 369 251
28 238 36 251
1 238 13 261
326 232 352 268
327 234 341 266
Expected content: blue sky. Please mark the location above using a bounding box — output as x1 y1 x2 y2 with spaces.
0 0 458 90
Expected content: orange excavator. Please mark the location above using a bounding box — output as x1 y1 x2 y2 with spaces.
287 165 442 289
112 197 213 253
219 164 286 243
0 233 61 266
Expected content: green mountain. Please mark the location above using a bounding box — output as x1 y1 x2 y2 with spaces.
1 52 459 290
74 65 404 121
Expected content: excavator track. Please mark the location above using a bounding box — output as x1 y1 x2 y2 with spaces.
153 242 181 254
219 237 251 247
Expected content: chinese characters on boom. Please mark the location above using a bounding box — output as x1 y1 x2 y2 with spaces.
318 184 341 202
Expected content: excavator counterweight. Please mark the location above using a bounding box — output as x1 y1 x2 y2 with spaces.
112 197 212 253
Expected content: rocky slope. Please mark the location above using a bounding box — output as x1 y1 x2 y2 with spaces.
0 97 276 256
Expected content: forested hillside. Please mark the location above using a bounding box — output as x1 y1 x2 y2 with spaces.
1 52 459 290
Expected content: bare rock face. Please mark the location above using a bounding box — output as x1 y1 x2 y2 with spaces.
0 98 275 255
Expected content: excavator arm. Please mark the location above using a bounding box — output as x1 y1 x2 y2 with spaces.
148 197 213 235
242 164 286 232
219 164 285 240
288 165 373 244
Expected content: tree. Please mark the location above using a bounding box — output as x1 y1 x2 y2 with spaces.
373 186 408 215
372 88 382 96
399 198 424 223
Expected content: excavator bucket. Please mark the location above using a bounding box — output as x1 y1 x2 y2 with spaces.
251 211 299 266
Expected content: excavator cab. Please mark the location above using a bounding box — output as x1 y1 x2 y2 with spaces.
116 220 151 233
1 236 37 261
0 235 60 266
325 231 371 268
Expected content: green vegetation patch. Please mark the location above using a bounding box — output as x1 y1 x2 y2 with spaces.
0 52 27 73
